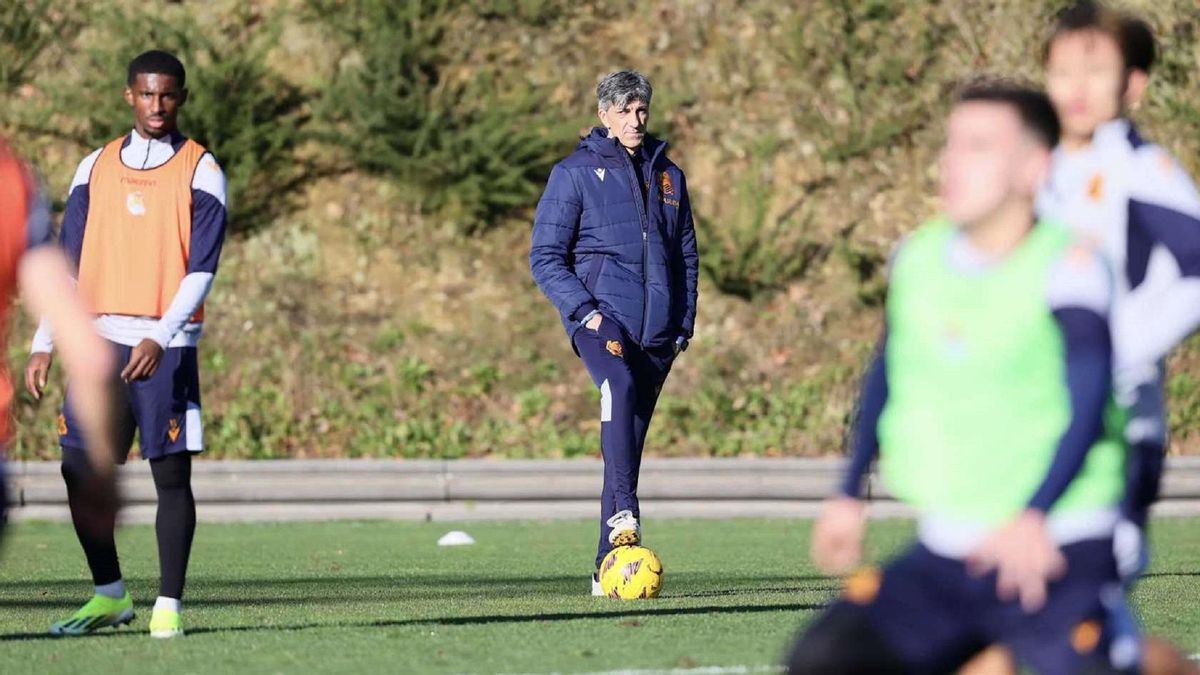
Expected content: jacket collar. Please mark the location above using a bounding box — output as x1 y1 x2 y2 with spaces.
580 127 667 165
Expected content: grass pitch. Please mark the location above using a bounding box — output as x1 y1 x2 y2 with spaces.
0 517 1196 674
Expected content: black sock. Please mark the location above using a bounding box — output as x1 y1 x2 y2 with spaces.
61 446 122 586
151 453 196 600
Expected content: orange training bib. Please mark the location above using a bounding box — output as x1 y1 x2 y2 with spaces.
77 136 207 321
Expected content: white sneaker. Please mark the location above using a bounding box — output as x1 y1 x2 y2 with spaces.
591 573 604 597
606 510 640 547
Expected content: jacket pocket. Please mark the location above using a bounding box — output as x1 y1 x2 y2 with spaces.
583 255 607 292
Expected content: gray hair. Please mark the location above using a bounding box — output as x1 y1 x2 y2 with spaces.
597 70 652 112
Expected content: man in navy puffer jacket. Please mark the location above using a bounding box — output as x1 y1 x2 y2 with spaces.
530 70 699 594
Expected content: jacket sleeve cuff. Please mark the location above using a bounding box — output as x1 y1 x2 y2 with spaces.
569 302 598 323
578 309 601 326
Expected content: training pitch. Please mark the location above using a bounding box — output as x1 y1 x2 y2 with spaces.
1 518 1197 674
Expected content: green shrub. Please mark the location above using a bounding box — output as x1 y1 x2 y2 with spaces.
307 0 574 232
696 137 828 300
474 0 566 26
20 4 311 233
779 1 950 164
0 0 86 98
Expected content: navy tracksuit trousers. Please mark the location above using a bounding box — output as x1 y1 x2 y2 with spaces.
573 316 675 569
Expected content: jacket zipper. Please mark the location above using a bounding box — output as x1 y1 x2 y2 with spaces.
620 145 656 345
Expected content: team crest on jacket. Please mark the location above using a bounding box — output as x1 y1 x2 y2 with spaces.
660 171 674 196
126 191 147 216
606 340 624 358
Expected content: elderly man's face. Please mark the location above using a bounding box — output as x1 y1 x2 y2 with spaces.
599 98 649 152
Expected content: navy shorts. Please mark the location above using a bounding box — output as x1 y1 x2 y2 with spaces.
60 341 202 462
852 539 1129 674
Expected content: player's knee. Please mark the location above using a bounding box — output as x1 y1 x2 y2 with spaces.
150 453 192 492
786 604 907 675
60 446 119 528
60 446 93 486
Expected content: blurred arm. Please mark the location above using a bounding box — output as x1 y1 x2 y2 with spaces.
1117 147 1200 373
30 150 96 354
1026 249 1114 512
839 329 888 499
19 247 115 472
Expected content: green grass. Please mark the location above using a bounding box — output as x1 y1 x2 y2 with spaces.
0 518 1197 674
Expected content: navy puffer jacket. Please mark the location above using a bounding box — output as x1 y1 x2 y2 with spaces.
530 128 699 348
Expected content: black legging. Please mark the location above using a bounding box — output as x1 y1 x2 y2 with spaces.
61 447 121 586
62 448 196 599
150 452 195 600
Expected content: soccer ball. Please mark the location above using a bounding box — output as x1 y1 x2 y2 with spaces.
599 545 663 599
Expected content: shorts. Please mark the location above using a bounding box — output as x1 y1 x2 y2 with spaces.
60 341 203 462
854 539 1130 674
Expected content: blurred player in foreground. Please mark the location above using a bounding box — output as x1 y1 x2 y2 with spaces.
789 80 1132 675
1038 0 1200 582
964 3 1200 673
0 139 116 554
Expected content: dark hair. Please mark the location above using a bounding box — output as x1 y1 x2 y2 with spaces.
127 50 186 88
955 78 1061 149
1043 1 1157 73
1120 15 1157 73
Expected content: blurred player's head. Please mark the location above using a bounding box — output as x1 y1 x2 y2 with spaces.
597 70 651 152
939 80 1059 230
124 50 188 140
1043 1 1156 147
